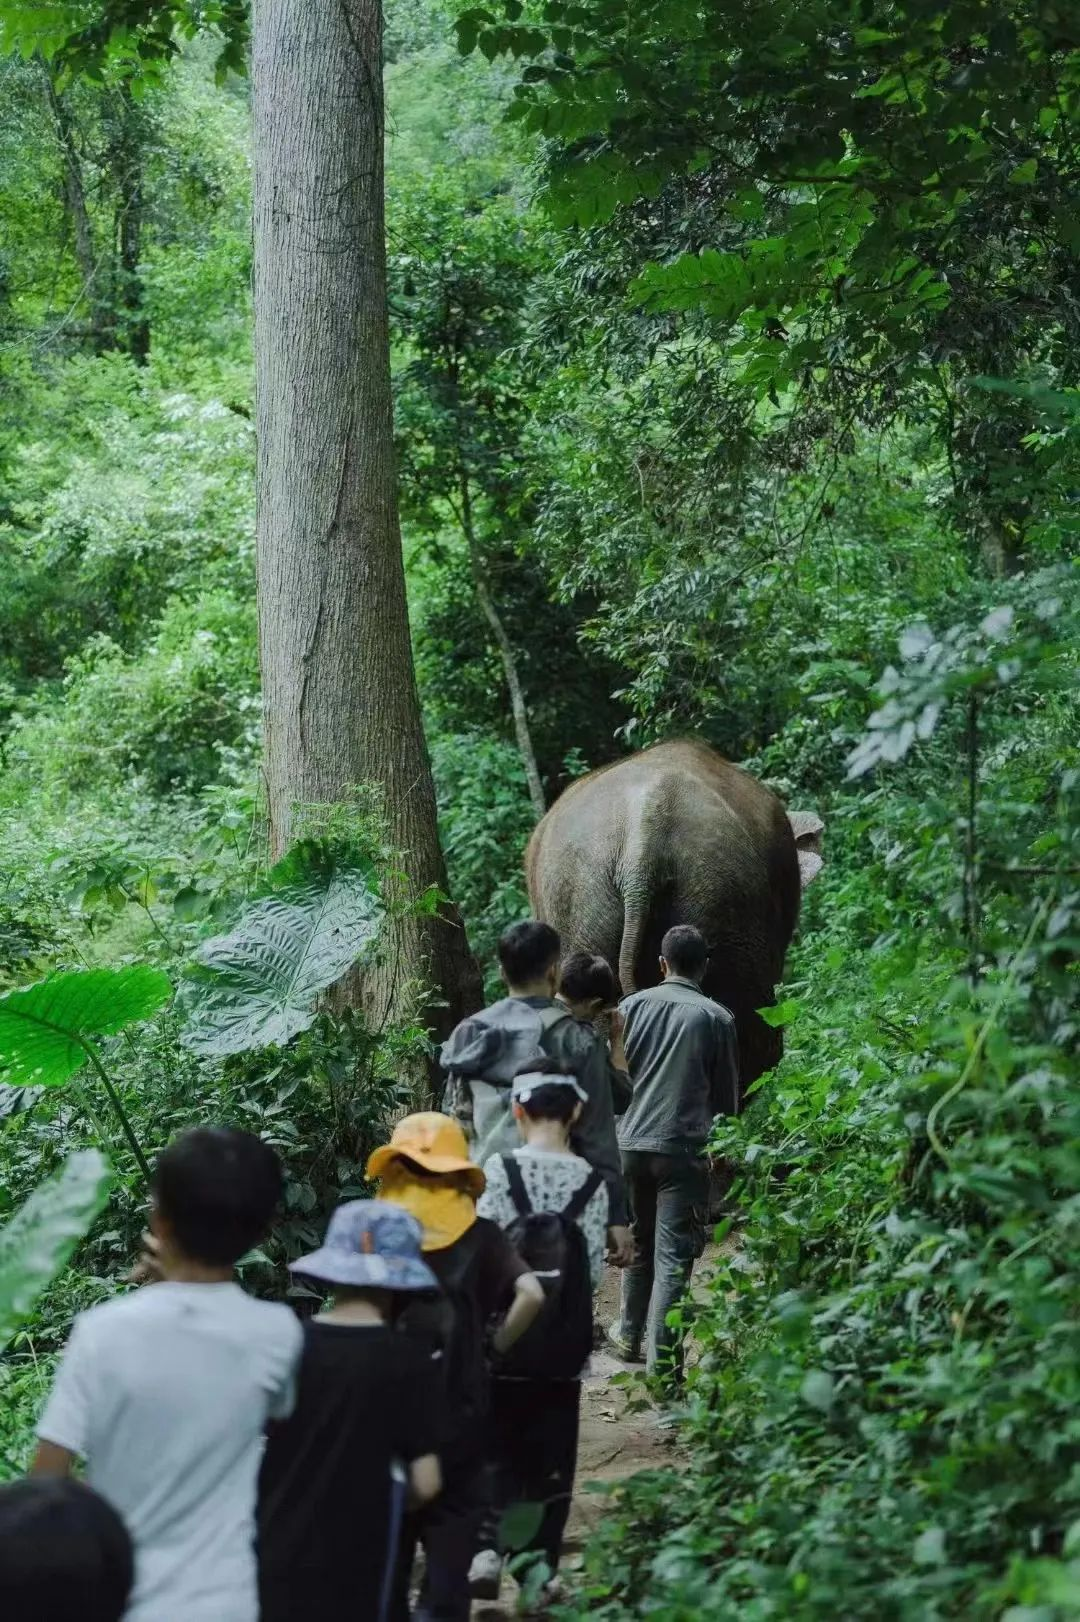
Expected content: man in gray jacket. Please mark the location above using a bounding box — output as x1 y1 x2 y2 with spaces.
440 920 633 1266
607 924 739 1381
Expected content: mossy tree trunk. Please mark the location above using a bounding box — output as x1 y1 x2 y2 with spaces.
251 0 483 1043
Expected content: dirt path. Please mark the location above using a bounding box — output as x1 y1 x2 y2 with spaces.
473 1250 725 1617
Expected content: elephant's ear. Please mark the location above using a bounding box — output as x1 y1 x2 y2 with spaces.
788 811 824 888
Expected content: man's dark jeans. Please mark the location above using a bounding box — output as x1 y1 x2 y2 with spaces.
618 1150 710 1379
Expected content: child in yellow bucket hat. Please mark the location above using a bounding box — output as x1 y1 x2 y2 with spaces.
367 1114 543 1622
368 1113 486 1252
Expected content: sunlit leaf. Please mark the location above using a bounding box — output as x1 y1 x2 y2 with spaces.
0 1150 113 1354
800 1370 835 1412
757 999 801 1029
0 967 173 1089
913 1526 946 1566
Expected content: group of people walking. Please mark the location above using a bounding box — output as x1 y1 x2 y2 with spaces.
0 917 739 1622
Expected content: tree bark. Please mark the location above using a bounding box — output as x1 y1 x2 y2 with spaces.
251 0 483 1042
113 85 149 365
459 475 546 819
42 71 113 351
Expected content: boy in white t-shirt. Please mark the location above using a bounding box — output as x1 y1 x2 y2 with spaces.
33 1128 302 1622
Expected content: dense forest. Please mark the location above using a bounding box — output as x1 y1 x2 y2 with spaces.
0 0 1078 1616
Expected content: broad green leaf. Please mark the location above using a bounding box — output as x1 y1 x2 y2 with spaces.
0 3 87 59
0 967 173 1089
0 1150 113 1353
913 1526 946 1566
757 999 800 1029
1008 159 1037 186
173 885 210 922
178 840 383 1056
498 1499 546 1551
800 1369 835 1412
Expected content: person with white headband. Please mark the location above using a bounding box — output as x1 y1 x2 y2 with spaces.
470 1059 610 1603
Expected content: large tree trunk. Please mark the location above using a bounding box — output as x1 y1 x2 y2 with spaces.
251 0 483 1044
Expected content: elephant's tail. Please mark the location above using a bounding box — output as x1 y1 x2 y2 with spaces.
618 893 648 996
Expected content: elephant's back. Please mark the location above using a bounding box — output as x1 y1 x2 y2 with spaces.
667 744 797 885
527 738 798 916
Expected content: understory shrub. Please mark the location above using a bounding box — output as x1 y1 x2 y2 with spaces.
566 577 1080 1620
432 730 534 987
4 589 259 797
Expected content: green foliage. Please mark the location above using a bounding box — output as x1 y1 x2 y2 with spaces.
6 592 259 800
848 582 1072 780
461 0 1080 654
464 0 1080 393
499 1497 545 1551
393 166 628 781
432 732 533 989
0 1149 113 1355
0 965 171 1088
1 1 1078 1605
0 962 172 1180
178 840 384 1056
562 578 1079 1618
1 383 254 693
0 0 249 84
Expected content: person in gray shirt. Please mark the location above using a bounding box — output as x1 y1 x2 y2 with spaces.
607 925 739 1382
439 921 633 1266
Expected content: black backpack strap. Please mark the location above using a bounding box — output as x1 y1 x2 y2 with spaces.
562 1167 604 1225
502 1155 533 1218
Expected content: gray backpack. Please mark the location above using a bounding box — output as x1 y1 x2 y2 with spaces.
440 999 575 1163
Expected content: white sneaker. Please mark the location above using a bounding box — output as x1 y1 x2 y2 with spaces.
469 1548 503 1600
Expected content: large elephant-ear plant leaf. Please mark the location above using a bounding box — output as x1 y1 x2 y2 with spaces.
0 1149 113 1354
0 966 172 1089
178 839 383 1056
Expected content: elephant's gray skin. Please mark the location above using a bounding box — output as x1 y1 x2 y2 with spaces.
525 739 823 1096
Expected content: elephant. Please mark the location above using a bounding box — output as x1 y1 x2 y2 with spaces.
525 739 824 1096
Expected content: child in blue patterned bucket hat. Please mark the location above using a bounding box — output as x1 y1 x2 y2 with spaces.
257 1202 443 1622
289 1200 440 1294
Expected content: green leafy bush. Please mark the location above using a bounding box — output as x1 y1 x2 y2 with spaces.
1 382 254 688
5 590 259 797
432 731 534 988
565 579 1080 1620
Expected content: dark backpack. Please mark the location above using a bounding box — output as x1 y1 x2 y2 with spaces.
495 1156 602 1380
396 1225 489 1430
441 1000 577 1155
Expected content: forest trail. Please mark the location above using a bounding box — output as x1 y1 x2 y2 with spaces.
473 1248 726 1618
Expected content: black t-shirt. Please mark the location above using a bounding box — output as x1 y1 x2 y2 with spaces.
400 1218 528 1461
257 1320 440 1621
424 1215 528 1316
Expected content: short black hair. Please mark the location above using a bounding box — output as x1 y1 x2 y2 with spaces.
153 1127 283 1267
559 951 616 1007
516 1082 580 1125
0 1480 133 1622
498 920 561 986
511 1056 580 1124
661 924 709 979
